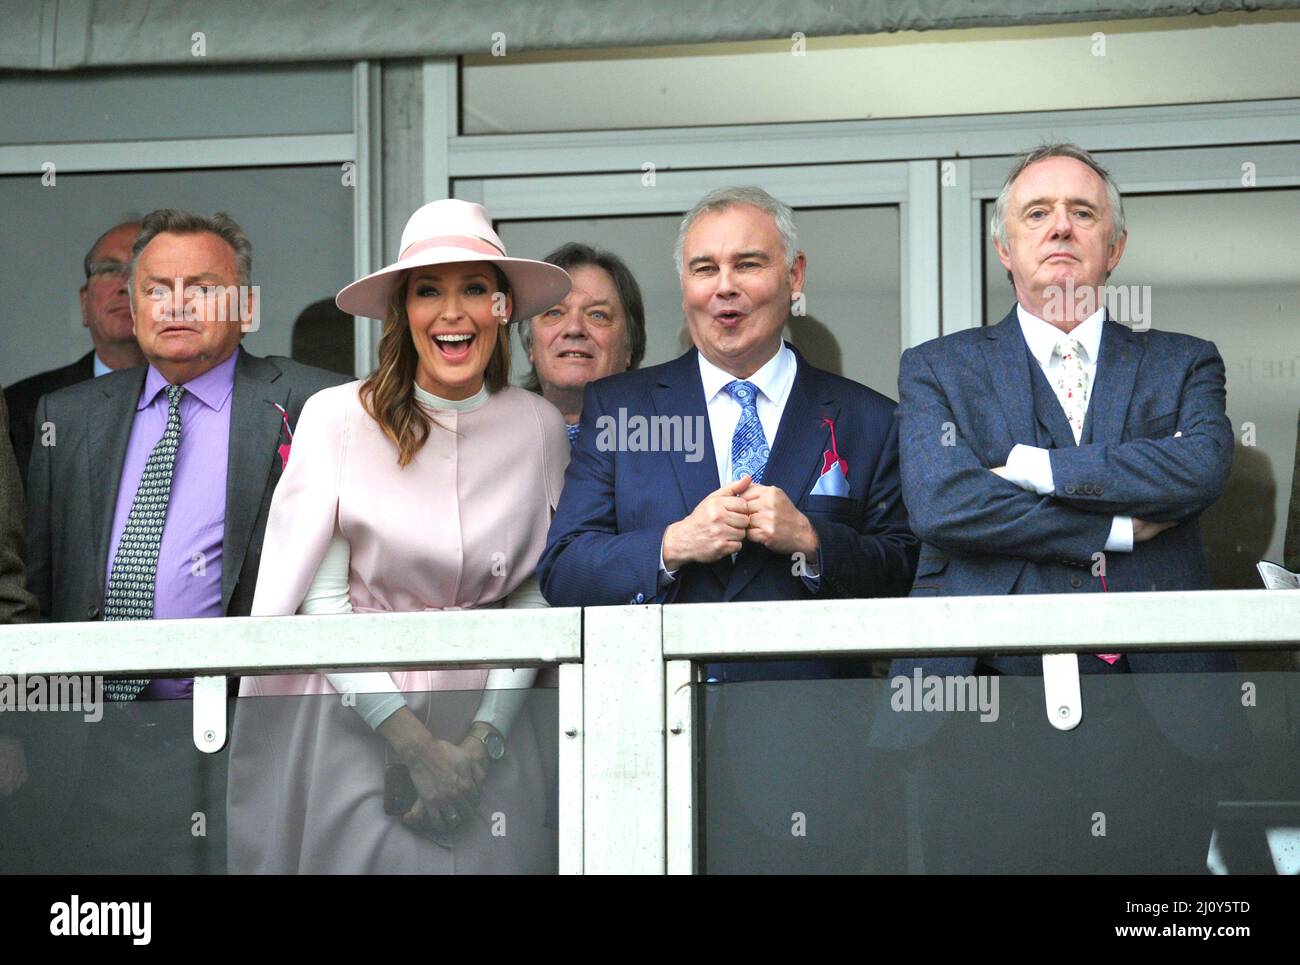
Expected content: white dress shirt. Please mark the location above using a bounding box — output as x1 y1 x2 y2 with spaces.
697 342 797 486
660 343 821 584
1001 304 1133 553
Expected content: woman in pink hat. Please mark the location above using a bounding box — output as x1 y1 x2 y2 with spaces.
227 200 572 873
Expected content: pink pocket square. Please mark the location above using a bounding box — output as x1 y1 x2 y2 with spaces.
810 416 850 496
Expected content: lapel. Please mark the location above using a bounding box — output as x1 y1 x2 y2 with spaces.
650 348 720 513
222 350 290 613
88 369 148 602
650 350 730 589
726 347 838 601
1086 318 1144 444
979 309 1039 448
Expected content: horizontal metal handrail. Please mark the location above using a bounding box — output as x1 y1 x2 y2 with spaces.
0 607 583 677
662 590 1300 659
2 591 1297 678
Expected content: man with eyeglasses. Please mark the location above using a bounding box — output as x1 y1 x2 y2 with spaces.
4 221 145 483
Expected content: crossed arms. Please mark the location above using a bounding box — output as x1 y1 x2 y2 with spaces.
897 339 1233 566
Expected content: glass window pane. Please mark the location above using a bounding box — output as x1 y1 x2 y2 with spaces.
1 64 354 144
701 670 1295 873
0 165 355 389
496 205 901 399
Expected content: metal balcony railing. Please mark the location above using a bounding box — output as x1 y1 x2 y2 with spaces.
1 589 1296 873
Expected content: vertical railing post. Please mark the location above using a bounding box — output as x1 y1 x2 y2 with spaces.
665 659 696 874
582 605 665 873
558 662 584 874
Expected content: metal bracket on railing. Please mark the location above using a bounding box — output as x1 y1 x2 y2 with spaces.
192 675 228 753
1041 653 1081 731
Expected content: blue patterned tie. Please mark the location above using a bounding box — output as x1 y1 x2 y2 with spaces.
725 380 768 484
565 422 580 447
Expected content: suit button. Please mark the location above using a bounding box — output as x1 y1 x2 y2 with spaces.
1070 576 1083 588
633 593 645 604
87 605 100 620
1065 485 1077 495
1096 486 1104 496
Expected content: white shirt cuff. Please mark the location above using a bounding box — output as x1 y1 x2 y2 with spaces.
659 547 678 584
1003 444 1055 495
1104 515 1134 553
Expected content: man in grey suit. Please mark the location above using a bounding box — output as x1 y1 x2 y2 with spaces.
892 144 1241 872
21 209 348 873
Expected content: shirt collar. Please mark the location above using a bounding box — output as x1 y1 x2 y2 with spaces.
697 341 796 406
92 354 112 378
138 346 240 412
1016 303 1106 367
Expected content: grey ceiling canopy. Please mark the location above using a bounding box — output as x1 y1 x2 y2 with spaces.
5 0 1298 71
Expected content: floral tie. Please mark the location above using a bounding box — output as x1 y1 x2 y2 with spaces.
1052 337 1090 444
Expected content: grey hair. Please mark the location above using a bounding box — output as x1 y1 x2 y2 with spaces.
83 219 142 279
989 143 1126 250
674 186 799 276
128 209 253 287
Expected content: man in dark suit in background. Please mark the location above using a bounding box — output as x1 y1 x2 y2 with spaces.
5 221 145 483
21 209 347 873
540 187 917 871
893 143 1241 872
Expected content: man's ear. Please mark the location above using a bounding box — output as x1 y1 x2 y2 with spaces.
1106 228 1128 274
79 285 90 329
238 286 259 335
789 251 807 296
993 235 1014 273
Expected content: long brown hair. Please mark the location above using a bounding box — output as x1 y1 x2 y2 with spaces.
359 267 512 466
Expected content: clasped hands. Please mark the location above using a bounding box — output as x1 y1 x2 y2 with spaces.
378 708 490 837
661 474 820 569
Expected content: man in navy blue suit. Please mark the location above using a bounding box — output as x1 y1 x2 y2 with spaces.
539 186 917 660
539 187 917 871
894 143 1241 872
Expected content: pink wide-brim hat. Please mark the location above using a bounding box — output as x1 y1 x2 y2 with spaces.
335 199 571 322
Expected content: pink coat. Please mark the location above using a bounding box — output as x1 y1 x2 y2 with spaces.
228 382 569 874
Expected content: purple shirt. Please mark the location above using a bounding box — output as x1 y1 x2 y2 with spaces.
106 349 238 699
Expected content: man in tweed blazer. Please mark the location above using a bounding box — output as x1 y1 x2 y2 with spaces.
891 144 1240 873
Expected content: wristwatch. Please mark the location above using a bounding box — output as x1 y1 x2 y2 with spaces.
468 721 506 761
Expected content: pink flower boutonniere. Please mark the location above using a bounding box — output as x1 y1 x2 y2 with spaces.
272 402 294 470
